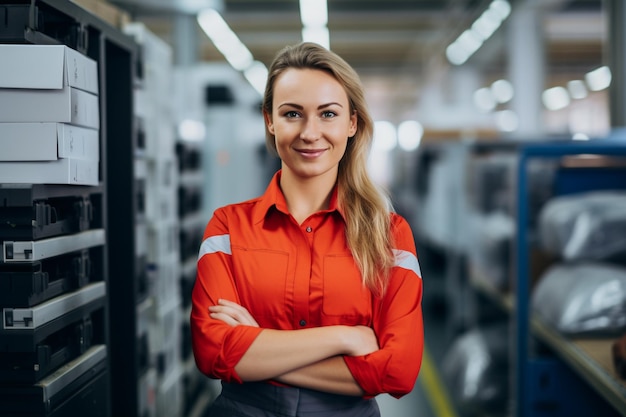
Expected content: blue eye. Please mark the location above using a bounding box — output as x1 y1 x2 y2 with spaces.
284 111 300 118
322 111 337 118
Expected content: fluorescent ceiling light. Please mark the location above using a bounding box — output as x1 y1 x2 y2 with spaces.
489 0 511 21
446 43 470 66
398 120 423 151
491 79 514 103
447 0 510 66
473 87 497 112
585 66 612 91
198 9 253 71
567 80 588 99
244 61 269 96
542 86 570 110
373 121 398 151
302 26 330 49
197 8 268 96
299 0 328 27
471 15 500 41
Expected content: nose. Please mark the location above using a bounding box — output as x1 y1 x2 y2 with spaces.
300 117 321 141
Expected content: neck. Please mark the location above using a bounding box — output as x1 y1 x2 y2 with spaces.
280 168 337 224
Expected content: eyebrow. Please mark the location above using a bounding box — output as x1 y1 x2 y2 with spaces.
277 102 344 110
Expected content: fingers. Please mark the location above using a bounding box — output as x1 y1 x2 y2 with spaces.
209 299 259 327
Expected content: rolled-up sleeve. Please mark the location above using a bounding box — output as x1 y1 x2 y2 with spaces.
343 216 424 398
190 208 263 383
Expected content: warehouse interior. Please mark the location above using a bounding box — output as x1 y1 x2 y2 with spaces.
1 0 625 416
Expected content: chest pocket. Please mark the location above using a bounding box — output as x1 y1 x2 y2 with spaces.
322 254 372 322
231 247 289 319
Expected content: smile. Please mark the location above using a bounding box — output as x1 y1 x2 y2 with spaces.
296 149 326 159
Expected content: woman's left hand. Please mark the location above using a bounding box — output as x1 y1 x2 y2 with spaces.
209 299 260 327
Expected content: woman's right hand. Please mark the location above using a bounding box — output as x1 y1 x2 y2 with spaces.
345 325 379 356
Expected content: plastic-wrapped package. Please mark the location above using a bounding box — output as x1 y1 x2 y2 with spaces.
532 263 626 336
538 191 626 261
466 211 515 291
441 323 510 416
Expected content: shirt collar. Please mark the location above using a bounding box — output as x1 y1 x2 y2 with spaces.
253 170 345 224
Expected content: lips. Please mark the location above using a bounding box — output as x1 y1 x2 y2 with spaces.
296 148 326 158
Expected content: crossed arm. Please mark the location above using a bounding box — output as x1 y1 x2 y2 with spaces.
209 299 379 396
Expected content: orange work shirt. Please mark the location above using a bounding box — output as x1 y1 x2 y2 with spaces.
191 171 424 398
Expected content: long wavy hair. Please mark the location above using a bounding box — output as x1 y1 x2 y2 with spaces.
262 42 394 296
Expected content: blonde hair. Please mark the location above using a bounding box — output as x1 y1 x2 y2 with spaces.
262 42 394 296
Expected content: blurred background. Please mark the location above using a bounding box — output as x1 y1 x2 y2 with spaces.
1 0 626 416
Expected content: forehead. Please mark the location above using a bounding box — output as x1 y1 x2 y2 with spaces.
273 68 349 105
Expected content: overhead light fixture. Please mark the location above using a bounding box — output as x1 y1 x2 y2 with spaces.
585 66 612 91
299 0 330 49
473 87 497 112
299 0 327 27
197 9 252 70
491 79 514 103
197 9 268 95
398 120 424 151
373 121 398 151
243 61 269 96
446 0 511 66
542 86 570 111
567 80 588 99
302 27 330 49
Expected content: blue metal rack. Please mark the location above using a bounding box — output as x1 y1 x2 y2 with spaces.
514 139 626 417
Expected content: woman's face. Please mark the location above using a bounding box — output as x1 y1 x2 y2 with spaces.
265 68 357 181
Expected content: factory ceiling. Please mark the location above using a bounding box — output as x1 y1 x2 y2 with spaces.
113 0 605 124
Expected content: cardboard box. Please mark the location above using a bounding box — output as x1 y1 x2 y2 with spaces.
0 44 98 94
0 87 100 129
0 158 99 185
0 123 99 161
71 0 131 29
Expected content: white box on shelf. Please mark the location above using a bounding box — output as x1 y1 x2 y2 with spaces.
0 87 99 129
0 44 99 94
149 302 182 377
0 123 99 161
0 158 99 185
147 220 179 263
148 253 181 313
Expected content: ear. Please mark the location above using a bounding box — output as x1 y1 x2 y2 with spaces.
348 111 357 137
263 110 275 135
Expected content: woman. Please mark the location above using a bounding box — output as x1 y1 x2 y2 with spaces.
191 42 423 417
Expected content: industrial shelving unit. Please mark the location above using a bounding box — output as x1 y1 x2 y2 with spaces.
514 140 626 417
466 139 626 417
0 1 140 415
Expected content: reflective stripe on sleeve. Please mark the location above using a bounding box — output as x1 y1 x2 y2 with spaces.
198 234 231 260
393 249 422 278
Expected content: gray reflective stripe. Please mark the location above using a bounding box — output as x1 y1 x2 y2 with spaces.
393 249 422 278
198 234 231 260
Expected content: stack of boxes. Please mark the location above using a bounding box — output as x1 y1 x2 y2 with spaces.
124 22 184 417
177 137 211 416
0 45 100 185
0 44 109 415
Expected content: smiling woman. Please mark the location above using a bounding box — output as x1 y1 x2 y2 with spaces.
190 42 424 417
264 67 356 222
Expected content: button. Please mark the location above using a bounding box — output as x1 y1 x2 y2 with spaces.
305 227 312 233
299 320 306 326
